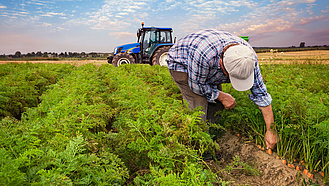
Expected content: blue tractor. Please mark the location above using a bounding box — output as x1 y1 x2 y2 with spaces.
108 23 174 67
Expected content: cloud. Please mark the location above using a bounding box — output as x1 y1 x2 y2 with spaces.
91 19 131 31
109 31 135 38
180 14 216 33
86 0 255 33
57 27 68 31
298 15 329 25
184 0 239 15
240 19 298 34
306 3 316 15
157 1 181 10
0 5 7 9
218 0 326 34
41 22 52 27
41 12 65 17
85 0 149 32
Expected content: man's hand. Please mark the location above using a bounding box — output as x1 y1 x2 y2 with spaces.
217 91 237 110
265 129 277 149
259 104 277 149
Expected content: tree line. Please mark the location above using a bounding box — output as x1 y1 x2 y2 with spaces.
0 51 111 59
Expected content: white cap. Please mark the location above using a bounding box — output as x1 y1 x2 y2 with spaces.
223 44 256 91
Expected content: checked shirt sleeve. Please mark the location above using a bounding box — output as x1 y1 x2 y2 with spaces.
249 61 272 107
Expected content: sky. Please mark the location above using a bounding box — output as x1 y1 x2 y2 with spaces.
0 0 328 55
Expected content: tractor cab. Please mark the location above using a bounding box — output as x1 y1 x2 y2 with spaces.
137 24 173 63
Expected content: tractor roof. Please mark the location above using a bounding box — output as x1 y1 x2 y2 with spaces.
142 27 173 31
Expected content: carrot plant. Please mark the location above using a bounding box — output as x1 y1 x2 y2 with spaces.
221 64 329 184
226 155 262 176
1 62 328 184
0 63 75 119
0 63 223 185
99 65 220 184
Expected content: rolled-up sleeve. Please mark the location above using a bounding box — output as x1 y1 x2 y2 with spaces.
249 61 272 107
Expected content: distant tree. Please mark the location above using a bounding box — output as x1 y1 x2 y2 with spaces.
0 54 5 58
89 52 98 58
51 52 57 57
36 51 42 57
31 52 36 57
300 42 305 48
14 51 22 58
26 53 32 57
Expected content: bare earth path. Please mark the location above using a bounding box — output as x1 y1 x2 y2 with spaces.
209 132 325 186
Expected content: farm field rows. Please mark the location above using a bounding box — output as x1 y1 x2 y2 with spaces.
0 50 328 185
258 50 329 64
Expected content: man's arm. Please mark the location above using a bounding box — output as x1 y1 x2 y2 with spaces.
217 91 277 149
258 104 277 149
217 91 237 110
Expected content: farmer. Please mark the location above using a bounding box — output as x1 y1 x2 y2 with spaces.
167 29 277 150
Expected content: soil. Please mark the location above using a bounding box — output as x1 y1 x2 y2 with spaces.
208 132 326 186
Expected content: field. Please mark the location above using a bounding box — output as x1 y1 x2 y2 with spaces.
0 60 108 66
257 50 329 64
0 50 328 185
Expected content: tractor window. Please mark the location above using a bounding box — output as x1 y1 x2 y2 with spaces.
142 29 159 55
137 29 143 43
142 31 150 51
160 31 172 43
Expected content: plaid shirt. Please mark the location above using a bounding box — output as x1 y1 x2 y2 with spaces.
167 29 272 107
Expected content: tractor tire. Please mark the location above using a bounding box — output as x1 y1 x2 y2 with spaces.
152 46 171 66
107 56 113 64
112 53 135 67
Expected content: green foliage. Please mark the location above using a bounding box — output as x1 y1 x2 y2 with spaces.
0 148 26 185
221 64 329 184
2 62 327 185
37 136 128 185
0 63 75 119
226 155 262 176
0 63 220 185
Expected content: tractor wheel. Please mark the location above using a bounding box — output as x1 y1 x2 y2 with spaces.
152 46 171 66
112 53 135 67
